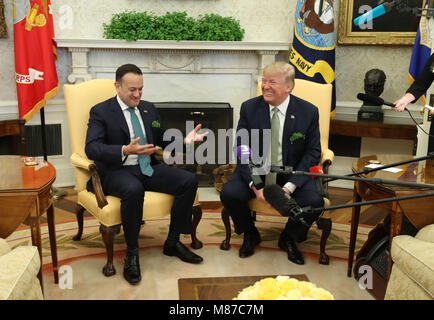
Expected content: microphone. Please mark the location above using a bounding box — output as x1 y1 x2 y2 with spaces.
424 105 434 112
263 184 321 226
309 165 326 197
353 2 394 27
357 93 396 107
309 166 324 176
236 145 264 190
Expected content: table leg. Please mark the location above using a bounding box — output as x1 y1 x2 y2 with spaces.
388 202 403 280
46 202 59 284
28 197 43 293
347 186 361 277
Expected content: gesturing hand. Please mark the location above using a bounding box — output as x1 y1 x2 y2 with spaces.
123 137 157 155
184 123 208 145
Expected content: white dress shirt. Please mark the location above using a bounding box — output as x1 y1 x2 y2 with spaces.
117 95 148 166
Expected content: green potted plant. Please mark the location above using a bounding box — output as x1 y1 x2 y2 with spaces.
103 11 245 41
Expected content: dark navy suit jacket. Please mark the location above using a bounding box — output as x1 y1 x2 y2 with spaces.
85 96 168 188
235 94 321 188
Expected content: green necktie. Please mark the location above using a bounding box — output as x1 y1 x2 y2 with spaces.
127 107 153 176
265 107 280 185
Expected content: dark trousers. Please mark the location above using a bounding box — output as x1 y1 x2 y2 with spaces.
220 171 324 242
101 164 198 254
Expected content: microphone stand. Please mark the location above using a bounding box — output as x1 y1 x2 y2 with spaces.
270 167 434 190
264 166 434 224
323 152 434 183
299 191 434 216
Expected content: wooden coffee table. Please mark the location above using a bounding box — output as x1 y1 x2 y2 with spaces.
178 274 309 300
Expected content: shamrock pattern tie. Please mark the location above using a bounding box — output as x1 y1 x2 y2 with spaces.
265 107 280 185
127 107 154 176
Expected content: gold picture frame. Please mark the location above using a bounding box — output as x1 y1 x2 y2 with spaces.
338 0 422 45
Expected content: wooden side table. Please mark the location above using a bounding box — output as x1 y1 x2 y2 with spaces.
330 119 417 154
347 155 434 281
0 119 26 155
0 156 58 293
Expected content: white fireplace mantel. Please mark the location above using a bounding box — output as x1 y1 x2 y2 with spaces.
55 38 291 84
55 38 291 51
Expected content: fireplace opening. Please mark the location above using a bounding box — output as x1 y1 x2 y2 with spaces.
154 102 233 187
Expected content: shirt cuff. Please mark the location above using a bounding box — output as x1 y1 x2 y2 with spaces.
249 181 254 189
283 182 296 194
122 145 127 161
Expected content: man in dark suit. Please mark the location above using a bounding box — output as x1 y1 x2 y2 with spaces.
85 64 206 285
220 62 324 265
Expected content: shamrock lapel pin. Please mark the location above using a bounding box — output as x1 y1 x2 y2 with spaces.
152 120 161 128
290 132 305 144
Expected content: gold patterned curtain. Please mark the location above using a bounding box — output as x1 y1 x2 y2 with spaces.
0 0 7 38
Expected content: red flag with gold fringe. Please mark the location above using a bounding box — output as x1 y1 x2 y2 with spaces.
13 0 59 122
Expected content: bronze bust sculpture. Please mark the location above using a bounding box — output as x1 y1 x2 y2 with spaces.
358 69 386 121
364 69 386 100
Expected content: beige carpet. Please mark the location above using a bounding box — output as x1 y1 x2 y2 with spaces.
5 211 374 300
6 211 371 265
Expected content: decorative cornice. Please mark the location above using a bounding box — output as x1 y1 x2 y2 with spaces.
55 38 291 53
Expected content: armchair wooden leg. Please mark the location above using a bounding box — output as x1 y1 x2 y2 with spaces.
220 207 232 250
72 204 85 241
99 224 121 277
317 217 331 265
191 205 203 249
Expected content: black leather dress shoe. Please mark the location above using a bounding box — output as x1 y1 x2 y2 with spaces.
239 227 262 258
123 255 141 285
278 235 305 265
163 241 203 264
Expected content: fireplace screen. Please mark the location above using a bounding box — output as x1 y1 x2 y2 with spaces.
154 102 233 187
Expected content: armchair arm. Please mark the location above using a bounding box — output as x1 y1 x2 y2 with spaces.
0 238 11 256
70 153 108 209
320 149 334 172
70 153 94 170
391 235 434 296
0 246 43 300
319 148 334 199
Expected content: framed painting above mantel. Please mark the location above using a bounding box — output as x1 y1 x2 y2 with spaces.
338 0 423 45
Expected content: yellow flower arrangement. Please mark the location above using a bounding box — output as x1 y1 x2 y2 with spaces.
234 276 334 300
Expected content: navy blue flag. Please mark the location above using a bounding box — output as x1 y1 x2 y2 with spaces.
407 0 431 105
289 0 336 116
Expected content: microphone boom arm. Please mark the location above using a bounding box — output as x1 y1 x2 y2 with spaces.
302 190 434 215
291 170 434 190
324 152 434 183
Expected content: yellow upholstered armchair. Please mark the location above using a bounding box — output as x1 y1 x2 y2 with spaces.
64 79 202 277
220 79 334 265
385 224 434 300
0 238 43 300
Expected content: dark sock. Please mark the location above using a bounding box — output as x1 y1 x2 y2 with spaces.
166 230 180 245
244 225 257 236
126 247 139 257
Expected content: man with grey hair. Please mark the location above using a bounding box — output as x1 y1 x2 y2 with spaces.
220 61 324 265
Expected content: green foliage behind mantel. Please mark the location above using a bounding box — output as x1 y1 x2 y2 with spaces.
103 11 245 41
